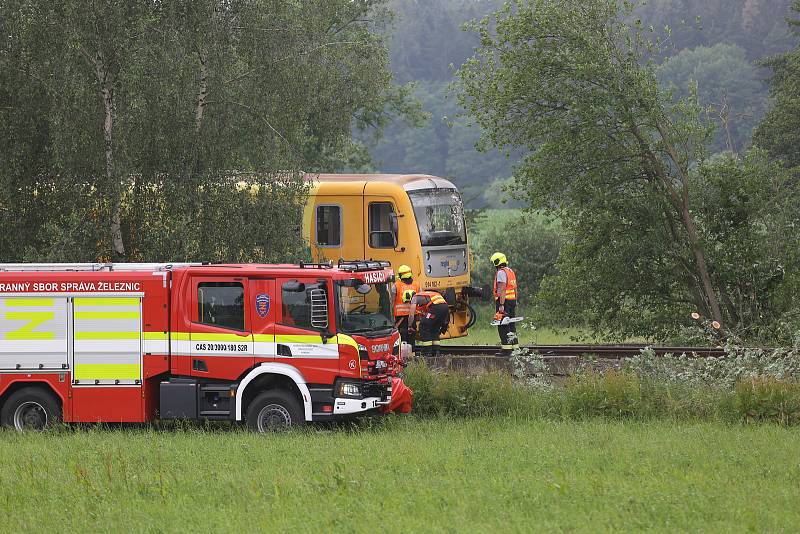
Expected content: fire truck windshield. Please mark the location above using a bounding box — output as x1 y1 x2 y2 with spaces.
407 188 467 247
335 281 394 335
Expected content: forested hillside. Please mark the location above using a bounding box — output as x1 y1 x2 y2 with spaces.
367 0 797 207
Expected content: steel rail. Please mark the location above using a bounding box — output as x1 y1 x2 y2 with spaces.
437 344 728 359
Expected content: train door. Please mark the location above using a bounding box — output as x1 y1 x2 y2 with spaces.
189 277 254 381
364 195 402 268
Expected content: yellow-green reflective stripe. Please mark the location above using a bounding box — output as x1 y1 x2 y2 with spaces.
253 334 276 342
335 334 359 351
418 341 433 346
74 311 140 320
4 298 54 307
4 312 55 340
74 331 140 340
275 334 322 344
74 298 139 307
144 332 168 340
74 364 139 380
172 332 191 341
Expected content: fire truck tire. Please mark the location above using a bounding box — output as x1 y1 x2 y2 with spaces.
1 387 61 432
245 390 305 432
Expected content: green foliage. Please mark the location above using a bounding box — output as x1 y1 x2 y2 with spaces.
658 43 767 152
736 376 800 424
457 0 800 343
753 2 800 167
403 363 524 417
0 0 407 262
365 80 515 206
405 344 800 425
468 210 563 298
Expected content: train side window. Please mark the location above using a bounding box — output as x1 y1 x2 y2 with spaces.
316 205 341 247
197 282 245 331
369 202 397 249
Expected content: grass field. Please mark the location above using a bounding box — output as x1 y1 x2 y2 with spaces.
446 302 589 345
3 417 799 532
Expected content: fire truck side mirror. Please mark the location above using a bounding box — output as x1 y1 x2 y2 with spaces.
308 288 329 331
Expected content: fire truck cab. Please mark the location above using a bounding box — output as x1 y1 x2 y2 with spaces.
0 261 403 432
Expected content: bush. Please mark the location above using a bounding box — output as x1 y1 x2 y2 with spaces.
468 210 563 299
401 347 800 425
735 376 800 425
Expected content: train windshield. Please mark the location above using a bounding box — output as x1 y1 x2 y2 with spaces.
407 188 467 247
334 281 394 335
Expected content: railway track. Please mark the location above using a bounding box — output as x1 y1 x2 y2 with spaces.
425 344 730 376
437 344 727 359
434 344 725 359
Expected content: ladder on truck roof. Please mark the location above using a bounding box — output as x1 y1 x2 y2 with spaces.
0 263 202 272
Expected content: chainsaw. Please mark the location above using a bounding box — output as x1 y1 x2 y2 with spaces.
490 311 524 326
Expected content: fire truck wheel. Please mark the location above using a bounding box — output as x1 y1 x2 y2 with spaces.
246 390 305 432
1 387 61 432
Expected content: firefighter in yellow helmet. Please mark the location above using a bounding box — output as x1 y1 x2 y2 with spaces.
491 252 519 355
406 289 449 358
393 265 420 352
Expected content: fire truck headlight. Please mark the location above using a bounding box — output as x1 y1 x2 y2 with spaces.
374 360 387 370
337 382 362 398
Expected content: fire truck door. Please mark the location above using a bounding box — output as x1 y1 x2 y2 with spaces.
249 279 276 362
72 296 143 386
190 277 254 380
70 295 145 422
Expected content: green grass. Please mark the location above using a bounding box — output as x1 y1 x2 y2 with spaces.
449 302 591 345
2 418 799 532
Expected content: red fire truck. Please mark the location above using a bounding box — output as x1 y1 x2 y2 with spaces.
0 260 407 432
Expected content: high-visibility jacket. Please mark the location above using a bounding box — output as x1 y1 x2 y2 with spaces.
412 291 447 317
393 279 420 317
493 267 517 300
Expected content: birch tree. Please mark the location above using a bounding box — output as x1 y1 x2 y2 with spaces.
0 0 407 263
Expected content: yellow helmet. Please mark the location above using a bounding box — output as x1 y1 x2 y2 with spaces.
491 252 508 267
397 264 413 280
402 289 416 303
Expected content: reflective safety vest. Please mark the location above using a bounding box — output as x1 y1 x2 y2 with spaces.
493 267 517 300
393 279 420 317
413 291 447 316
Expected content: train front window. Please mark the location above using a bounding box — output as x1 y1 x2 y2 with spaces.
407 188 467 247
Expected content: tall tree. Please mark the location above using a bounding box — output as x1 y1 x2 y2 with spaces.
0 0 406 263
657 43 767 154
753 1 800 168
458 0 799 341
